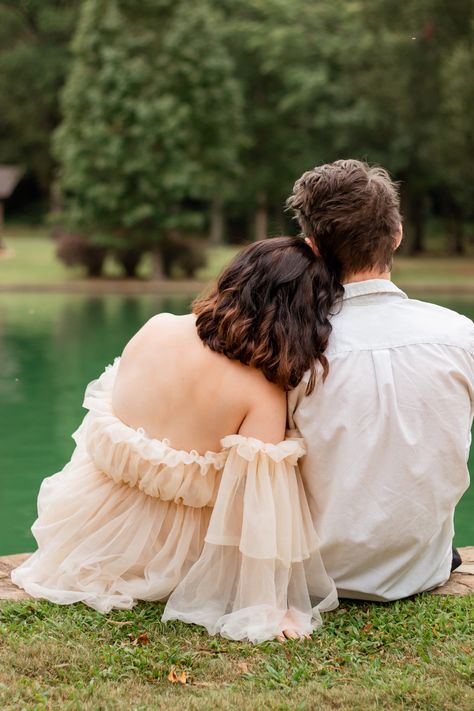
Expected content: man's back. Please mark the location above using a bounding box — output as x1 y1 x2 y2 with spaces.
289 279 474 600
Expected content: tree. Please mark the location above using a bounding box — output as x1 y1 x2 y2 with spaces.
3 0 472 258
54 0 243 276
0 1 79 198
222 0 356 239
432 9 474 254
336 0 474 254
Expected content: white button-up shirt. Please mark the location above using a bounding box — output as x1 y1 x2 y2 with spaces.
288 279 474 600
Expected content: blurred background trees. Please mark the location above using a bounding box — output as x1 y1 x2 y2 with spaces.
1 0 473 276
0 0 80 209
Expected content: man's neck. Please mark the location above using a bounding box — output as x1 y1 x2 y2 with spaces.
342 270 391 285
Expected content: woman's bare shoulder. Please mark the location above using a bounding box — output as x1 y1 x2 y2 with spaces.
122 313 193 353
144 312 193 332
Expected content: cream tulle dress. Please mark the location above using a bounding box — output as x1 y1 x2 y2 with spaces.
12 359 338 643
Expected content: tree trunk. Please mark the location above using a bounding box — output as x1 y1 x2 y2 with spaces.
118 248 143 278
398 181 426 256
0 202 5 250
209 195 225 245
254 192 268 241
151 247 165 279
85 249 106 278
272 204 285 235
446 217 465 255
404 197 426 255
409 212 425 255
49 178 63 215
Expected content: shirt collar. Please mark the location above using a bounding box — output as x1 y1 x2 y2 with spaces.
342 279 408 301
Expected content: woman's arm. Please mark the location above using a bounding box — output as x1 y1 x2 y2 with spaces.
236 382 305 640
237 377 287 444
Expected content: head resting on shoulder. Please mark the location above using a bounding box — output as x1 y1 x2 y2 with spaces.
193 236 343 394
286 159 403 282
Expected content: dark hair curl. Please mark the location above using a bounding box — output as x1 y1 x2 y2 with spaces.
193 236 343 394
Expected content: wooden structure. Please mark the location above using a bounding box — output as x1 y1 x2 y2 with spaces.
1 548 473 602
0 165 23 249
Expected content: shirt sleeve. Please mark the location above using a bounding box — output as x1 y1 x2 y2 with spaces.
162 435 338 643
287 377 309 430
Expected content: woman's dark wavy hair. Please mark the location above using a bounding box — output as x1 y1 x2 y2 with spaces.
193 236 343 394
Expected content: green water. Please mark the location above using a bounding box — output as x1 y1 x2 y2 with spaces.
0 292 473 555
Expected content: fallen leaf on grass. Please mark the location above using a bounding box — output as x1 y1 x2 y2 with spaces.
106 619 133 626
237 662 249 673
361 623 373 633
130 632 149 646
168 668 188 685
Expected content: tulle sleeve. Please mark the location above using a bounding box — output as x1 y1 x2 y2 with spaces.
162 434 338 643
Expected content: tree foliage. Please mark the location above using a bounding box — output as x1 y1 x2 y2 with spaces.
0 0 80 191
54 0 242 259
1 0 473 264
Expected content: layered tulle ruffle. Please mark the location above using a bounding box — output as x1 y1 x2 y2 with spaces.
163 435 338 643
76 359 226 506
11 446 214 612
12 359 338 641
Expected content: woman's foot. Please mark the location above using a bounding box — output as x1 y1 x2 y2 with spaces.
277 612 312 641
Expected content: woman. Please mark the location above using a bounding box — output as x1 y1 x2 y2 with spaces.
12 237 343 643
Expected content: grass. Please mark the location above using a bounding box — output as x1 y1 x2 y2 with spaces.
391 257 474 287
0 229 238 285
0 230 81 284
1 595 473 710
1 228 474 289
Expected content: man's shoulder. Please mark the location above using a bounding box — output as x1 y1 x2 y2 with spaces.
329 291 474 355
401 296 473 347
405 294 469 320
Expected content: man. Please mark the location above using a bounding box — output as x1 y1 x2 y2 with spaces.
287 159 473 600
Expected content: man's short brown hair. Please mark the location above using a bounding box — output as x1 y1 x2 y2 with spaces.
286 159 401 281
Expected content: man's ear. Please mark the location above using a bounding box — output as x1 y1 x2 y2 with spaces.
305 236 320 256
394 223 403 251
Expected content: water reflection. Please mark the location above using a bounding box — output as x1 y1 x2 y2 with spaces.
0 292 472 554
0 293 191 554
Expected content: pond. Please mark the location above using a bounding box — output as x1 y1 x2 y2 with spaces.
0 292 473 555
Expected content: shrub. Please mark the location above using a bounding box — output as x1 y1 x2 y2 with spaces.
113 247 144 278
55 232 107 278
161 235 207 278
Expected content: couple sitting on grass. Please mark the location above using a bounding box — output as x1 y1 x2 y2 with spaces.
12 160 473 643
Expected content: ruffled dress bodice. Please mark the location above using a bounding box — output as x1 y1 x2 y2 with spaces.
12 359 338 643
77 359 228 508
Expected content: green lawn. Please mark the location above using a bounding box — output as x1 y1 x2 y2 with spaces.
1 229 474 288
0 230 238 285
1 595 472 710
392 257 474 287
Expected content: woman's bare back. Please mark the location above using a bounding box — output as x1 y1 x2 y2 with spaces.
112 313 286 453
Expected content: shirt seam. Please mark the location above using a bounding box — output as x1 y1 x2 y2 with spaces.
326 341 474 357
342 293 407 302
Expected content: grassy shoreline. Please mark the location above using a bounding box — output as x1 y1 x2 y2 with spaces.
1 595 473 710
1 231 474 292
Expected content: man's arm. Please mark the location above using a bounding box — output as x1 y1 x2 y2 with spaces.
287 376 309 430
